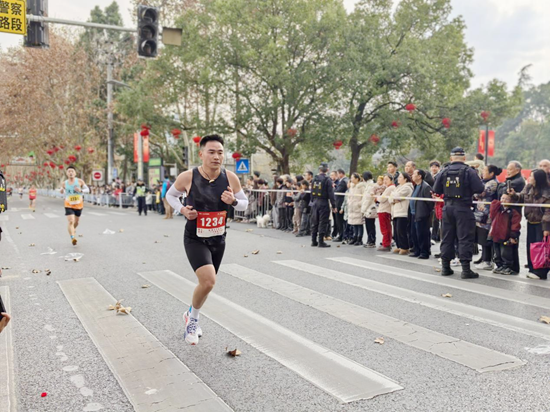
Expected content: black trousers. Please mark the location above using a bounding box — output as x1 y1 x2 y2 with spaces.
137 196 147 215
527 223 549 279
476 227 492 263
311 200 330 240
331 212 339 237
299 211 311 236
278 207 288 230
411 217 431 257
494 242 519 273
364 218 376 245
431 211 440 241
440 205 476 262
394 217 410 250
334 211 345 239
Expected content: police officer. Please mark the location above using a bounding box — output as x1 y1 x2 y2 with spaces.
433 147 485 278
310 163 337 248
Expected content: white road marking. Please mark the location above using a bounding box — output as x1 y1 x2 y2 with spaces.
44 213 61 219
108 212 125 216
275 260 550 341
86 212 106 216
0 286 17 412
138 270 403 403
20 214 35 220
378 254 550 290
58 277 232 412
223 264 525 373
331 257 550 310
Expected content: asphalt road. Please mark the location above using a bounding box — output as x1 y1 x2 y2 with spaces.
0 195 549 412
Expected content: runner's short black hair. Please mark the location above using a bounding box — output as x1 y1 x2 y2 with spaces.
200 134 224 148
67 166 76 172
387 161 398 167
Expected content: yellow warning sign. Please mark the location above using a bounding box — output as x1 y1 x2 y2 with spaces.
0 0 26 35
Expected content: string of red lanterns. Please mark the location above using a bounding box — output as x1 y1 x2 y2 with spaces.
333 140 343 150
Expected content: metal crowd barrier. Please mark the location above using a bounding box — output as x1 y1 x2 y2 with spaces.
38 189 137 209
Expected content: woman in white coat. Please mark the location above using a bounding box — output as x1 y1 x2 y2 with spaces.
390 173 414 254
361 171 377 248
347 173 368 245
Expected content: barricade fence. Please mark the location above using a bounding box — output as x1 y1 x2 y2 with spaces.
37 189 137 209
235 188 550 222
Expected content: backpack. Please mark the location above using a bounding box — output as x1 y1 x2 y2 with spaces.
0 171 7 214
442 165 468 199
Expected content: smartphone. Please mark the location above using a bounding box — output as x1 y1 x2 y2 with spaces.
0 295 5 319
506 180 512 191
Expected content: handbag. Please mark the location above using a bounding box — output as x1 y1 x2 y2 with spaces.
530 236 550 269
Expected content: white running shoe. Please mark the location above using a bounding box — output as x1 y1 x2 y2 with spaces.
197 324 203 338
183 311 199 345
475 262 493 271
526 273 541 280
451 258 460 267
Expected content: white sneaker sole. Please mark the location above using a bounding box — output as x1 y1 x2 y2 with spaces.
183 312 199 345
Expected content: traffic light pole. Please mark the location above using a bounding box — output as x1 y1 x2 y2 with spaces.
107 60 115 184
27 15 136 33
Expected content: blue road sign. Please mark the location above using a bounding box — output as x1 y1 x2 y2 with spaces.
236 159 250 174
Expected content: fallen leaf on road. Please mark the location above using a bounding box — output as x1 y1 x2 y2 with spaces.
32 269 41 274
18 232 22 234
29 243 35 247
435 268 442 273
119 229 124 233
78 235 83 238
276 251 282 254
226 348 242 357
15 227 19 229
251 250 260 255
154 240 161 244
246 229 253 232
164 234 169 237
374 337 385 345
1 267 10 270
141 284 151 288
540 316 550 324
45 270 51 276
441 293 452 298
118 306 132 315
107 300 124 311
243 255 249 258
337 245 340 248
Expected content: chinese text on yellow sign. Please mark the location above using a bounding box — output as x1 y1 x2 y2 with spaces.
0 0 26 35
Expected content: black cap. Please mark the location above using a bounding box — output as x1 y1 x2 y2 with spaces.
319 162 328 169
450 147 465 156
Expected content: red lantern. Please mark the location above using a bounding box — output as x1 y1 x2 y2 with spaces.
442 118 451 129
75 145 82 151
49 162 55 168
192 136 201 146
141 124 150 130
64 160 70 165
43 162 48 166
171 129 182 139
369 135 380 144
232 152 242 160
53 147 60 152
87 147 94 154
140 129 149 137
481 111 490 122
333 140 343 150
58 165 64 170
287 128 297 137
391 121 400 128
68 155 77 162
60 145 65 149
0 164 4 168
405 103 416 113
47 150 54 155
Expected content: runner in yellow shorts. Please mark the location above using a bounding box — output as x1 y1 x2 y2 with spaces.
59 166 89 245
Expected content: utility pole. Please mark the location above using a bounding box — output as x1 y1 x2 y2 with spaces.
107 58 115 183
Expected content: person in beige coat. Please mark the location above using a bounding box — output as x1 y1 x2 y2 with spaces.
347 173 367 245
377 174 396 251
390 173 414 254
361 171 377 247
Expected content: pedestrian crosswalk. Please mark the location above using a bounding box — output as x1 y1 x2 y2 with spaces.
7 254 550 410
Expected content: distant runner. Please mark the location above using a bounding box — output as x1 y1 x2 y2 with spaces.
28 185 37 212
165 134 248 345
59 166 89 245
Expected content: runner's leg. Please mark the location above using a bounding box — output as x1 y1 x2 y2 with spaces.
192 265 216 309
67 215 76 237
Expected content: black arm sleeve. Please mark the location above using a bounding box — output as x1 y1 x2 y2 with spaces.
327 178 336 209
433 172 444 195
469 168 485 194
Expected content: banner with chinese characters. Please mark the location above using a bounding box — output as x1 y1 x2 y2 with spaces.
0 0 26 35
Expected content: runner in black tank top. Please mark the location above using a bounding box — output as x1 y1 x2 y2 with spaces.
164 135 248 345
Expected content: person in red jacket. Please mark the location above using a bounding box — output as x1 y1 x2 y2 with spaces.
489 194 522 275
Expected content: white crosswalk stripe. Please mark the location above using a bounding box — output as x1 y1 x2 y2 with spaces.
0 286 16 412
44 213 61 219
378 254 550 290
107 211 125 216
222 264 525 373
274 260 550 341
58 278 232 412
331 257 550 310
86 212 107 216
20 214 35 220
138 270 403 402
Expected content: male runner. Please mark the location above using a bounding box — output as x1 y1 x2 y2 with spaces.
165 135 248 345
28 185 37 212
59 166 89 245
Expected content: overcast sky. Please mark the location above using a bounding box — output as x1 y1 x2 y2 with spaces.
1 0 548 90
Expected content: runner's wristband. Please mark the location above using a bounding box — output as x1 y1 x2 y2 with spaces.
166 184 185 212
232 190 248 211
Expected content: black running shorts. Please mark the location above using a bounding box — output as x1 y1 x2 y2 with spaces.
65 207 83 217
184 233 226 273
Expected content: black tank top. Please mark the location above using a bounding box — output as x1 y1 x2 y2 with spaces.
185 167 230 238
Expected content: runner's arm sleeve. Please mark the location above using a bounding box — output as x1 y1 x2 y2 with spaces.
166 184 185 212
233 190 248 211
81 184 90 194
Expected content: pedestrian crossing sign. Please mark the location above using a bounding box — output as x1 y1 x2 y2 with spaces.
236 159 249 174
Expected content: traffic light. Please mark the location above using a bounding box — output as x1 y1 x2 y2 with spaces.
137 6 159 58
25 0 49 48
182 146 189 169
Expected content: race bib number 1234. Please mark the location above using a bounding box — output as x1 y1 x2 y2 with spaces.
196 211 226 238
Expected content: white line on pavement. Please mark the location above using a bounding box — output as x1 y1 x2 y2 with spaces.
275 260 550 341
107 212 125 216
44 213 61 219
86 212 107 217
331 257 550 311
138 270 403 402
20 214 35 220
377 254 550 291
223 264 525 373
58 278 232 412
0 286 17 412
